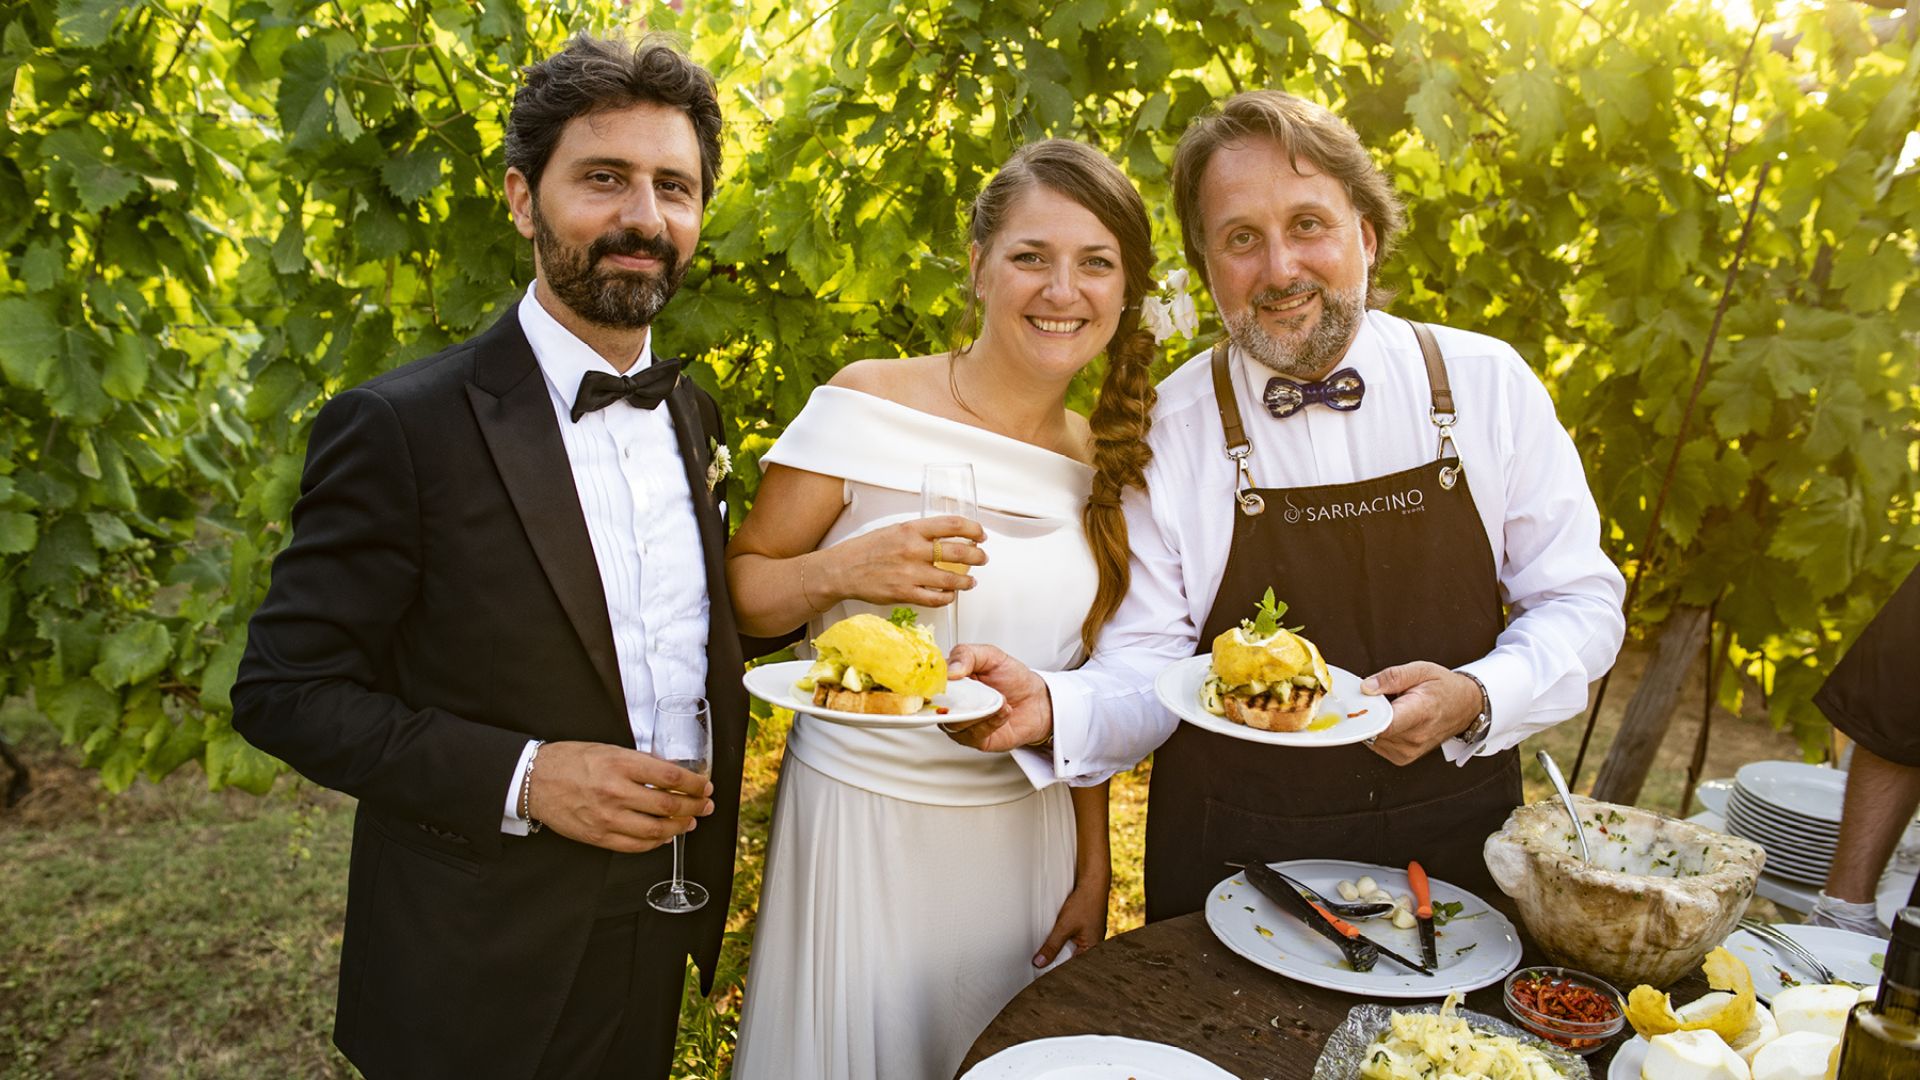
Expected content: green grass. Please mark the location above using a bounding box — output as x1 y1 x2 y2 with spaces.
0 647 1799 1077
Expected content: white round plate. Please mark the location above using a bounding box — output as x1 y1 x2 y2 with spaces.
1724 923 1887 999
742 660 1003 730
1155 655 1391 747
1205 858 1522 1000
1722 820 1836 878
1728 787 1840 838
1735 761 1846 824
1726 793 1839 844
1607 1037 1647 1080
1723 814 1835 865
1724 802 1836 853
1724 811 1835 854
1693 778 1734 815
957 1035 1238 1079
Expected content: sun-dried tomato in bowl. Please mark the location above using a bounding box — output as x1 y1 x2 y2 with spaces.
1502 965 1626 1054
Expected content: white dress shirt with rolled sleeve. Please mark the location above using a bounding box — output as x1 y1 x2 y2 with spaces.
500 283 710 834
1013 311 1625 788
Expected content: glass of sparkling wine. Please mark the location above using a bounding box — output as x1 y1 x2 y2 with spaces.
646 694 713 914
921 463 978 651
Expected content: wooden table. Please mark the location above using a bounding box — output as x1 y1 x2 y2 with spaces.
960 911 1707 1078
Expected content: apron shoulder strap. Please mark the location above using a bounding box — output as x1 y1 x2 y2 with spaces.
1409 320 1454 419
1409 320 1464 481
1211 347 1266 514
1210 346 1249 456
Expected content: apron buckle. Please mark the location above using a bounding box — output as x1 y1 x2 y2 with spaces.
1226 443 1264 515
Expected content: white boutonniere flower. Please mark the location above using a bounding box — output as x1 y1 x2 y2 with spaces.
706 437 732 492
1139 268 1199 344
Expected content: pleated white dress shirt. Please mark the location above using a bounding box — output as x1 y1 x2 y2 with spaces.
1013 310 1626 788
501 283 710 834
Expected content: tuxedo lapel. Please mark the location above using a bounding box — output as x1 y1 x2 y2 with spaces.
465 312 625 717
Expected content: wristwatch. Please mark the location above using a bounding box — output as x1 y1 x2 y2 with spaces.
1458 672 1492 746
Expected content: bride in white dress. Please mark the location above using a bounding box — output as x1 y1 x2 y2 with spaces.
725 140 1164 1080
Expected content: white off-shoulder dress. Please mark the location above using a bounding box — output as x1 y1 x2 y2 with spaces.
731 386 1098 1080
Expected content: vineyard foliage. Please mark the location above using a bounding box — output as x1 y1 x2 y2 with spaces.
0 0 1915 790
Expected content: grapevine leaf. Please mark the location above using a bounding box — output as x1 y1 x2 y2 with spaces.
205 721 281 794
23 514 99 594
0 296 62 390
92 619 174 689
44 330 111 421
21 240 64 291
53 0 125 48
44 678 120 745
0 511 37 555
277 37 344 150
271 213 308 275
381 148 447 204
41 127 142 214
85 511 136 552
198 635 247 713
102 333 150 400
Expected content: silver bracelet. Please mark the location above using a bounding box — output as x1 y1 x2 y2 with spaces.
519 740 546 834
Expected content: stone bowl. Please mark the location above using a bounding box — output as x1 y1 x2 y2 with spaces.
1483 796 1764 988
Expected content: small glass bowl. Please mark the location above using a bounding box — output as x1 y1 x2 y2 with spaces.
1502 965 1626 1055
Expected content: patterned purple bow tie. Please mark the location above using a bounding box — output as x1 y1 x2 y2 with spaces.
1263 368 1366 419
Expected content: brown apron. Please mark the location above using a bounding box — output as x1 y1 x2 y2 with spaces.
1143 320 1523 921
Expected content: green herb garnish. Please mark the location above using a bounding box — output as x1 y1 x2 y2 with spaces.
1431 900 1465 925
888 607 918 628
1244 587 1288 638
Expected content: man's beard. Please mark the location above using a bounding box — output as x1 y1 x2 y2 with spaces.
532 202 687 330
1224 278 1366 379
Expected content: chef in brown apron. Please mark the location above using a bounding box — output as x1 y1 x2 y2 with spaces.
944 89 1625 921
1138 326 1516 917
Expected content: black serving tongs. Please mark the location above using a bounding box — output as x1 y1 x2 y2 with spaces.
1242 862 1434 976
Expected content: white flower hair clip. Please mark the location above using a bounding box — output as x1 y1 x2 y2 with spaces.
706 437 732 493
1140 268 1199 344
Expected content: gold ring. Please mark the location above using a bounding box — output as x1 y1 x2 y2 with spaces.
932 539 944 565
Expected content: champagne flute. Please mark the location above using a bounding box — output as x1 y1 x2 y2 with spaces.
646 694 713 914
921 463 978 652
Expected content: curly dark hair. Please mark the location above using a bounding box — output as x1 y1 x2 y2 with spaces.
505 33 723 203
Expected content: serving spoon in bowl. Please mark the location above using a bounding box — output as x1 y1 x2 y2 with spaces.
1537 749 1592 863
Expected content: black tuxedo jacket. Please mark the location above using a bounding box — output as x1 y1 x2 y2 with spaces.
232 308 748 1079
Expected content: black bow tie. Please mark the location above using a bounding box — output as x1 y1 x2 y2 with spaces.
569 361 684 423
1263 367 1366 419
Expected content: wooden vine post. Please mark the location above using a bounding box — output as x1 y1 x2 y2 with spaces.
1591 605 1714 805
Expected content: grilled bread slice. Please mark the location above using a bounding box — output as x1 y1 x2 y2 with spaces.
812 685 927 716
1221 683 1324 732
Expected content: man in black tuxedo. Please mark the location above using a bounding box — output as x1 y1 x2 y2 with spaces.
233 36 745 1080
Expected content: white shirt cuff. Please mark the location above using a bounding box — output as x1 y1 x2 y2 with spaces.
1444 652 1535 765
1010 670 1083 789
501 739 539 835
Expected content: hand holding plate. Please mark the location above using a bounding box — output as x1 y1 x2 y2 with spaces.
1360 662 1482 765
940 644 1054 752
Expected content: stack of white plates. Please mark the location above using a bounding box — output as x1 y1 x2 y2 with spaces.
1723 761 1844 887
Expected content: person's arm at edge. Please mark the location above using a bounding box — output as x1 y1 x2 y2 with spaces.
1825 744 1920 903
1034 780 1112 967
231 388 532 855
1008 475 1194 786
1441 352 1627 765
